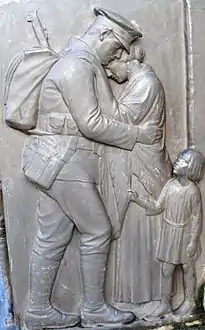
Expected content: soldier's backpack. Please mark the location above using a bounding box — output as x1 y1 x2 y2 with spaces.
4 46 60 132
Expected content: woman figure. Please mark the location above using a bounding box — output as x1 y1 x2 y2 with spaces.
105 45 171 303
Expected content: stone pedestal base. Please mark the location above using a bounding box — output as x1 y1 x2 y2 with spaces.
19 312 205 330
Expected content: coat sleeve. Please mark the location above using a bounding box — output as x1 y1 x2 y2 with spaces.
118 78 156 125
136 181 168 216
60 59 138 151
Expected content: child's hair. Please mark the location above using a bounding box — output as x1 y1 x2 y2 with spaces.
177 148 205 182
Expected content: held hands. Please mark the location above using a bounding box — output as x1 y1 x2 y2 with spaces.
127 188 139 202
187 241 197 258
137 122 163 145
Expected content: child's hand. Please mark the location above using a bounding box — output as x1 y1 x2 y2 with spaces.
187 241 197 258
127 188 139 202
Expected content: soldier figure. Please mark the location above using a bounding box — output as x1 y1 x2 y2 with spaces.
20 8 162 328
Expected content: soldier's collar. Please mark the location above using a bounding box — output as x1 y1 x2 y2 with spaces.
69 37 101 64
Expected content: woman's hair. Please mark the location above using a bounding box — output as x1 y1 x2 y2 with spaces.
121 43 145 63
177 148 205 182
128 42 145 62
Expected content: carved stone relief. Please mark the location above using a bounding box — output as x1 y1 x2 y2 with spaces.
0 1 205 329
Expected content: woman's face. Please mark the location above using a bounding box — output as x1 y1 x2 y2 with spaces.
106 60 128 83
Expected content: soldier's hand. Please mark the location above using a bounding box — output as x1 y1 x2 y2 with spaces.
127 188 139 202
137 122 163 145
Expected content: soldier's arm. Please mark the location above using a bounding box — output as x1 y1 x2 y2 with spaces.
61 60 138 151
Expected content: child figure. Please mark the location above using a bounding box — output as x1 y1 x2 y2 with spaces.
128 148 205 317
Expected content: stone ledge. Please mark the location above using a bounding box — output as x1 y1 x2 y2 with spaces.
19 315 205 330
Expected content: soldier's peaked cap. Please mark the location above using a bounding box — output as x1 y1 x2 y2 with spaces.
94 7 142 52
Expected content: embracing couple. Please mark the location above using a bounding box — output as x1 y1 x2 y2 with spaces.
18 7 171 329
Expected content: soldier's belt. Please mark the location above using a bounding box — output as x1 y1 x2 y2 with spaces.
76 137 95 152
36 113 79 135
30 129 102 156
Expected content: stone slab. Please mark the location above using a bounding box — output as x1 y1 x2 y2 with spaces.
0 0 204 328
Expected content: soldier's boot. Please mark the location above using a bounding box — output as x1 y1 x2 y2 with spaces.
24 251 80 329
80 253 135 328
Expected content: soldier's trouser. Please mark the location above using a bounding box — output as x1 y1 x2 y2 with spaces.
34 180 112 260
28 180 135 326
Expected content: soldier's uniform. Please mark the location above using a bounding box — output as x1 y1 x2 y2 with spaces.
23 8 142 329
31 36 139 259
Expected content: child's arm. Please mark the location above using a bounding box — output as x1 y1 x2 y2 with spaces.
128 188 165 216
187 187 202 258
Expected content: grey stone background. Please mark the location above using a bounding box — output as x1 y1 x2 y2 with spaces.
0 0 204 321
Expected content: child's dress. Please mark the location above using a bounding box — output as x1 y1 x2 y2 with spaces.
146 178 202 265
